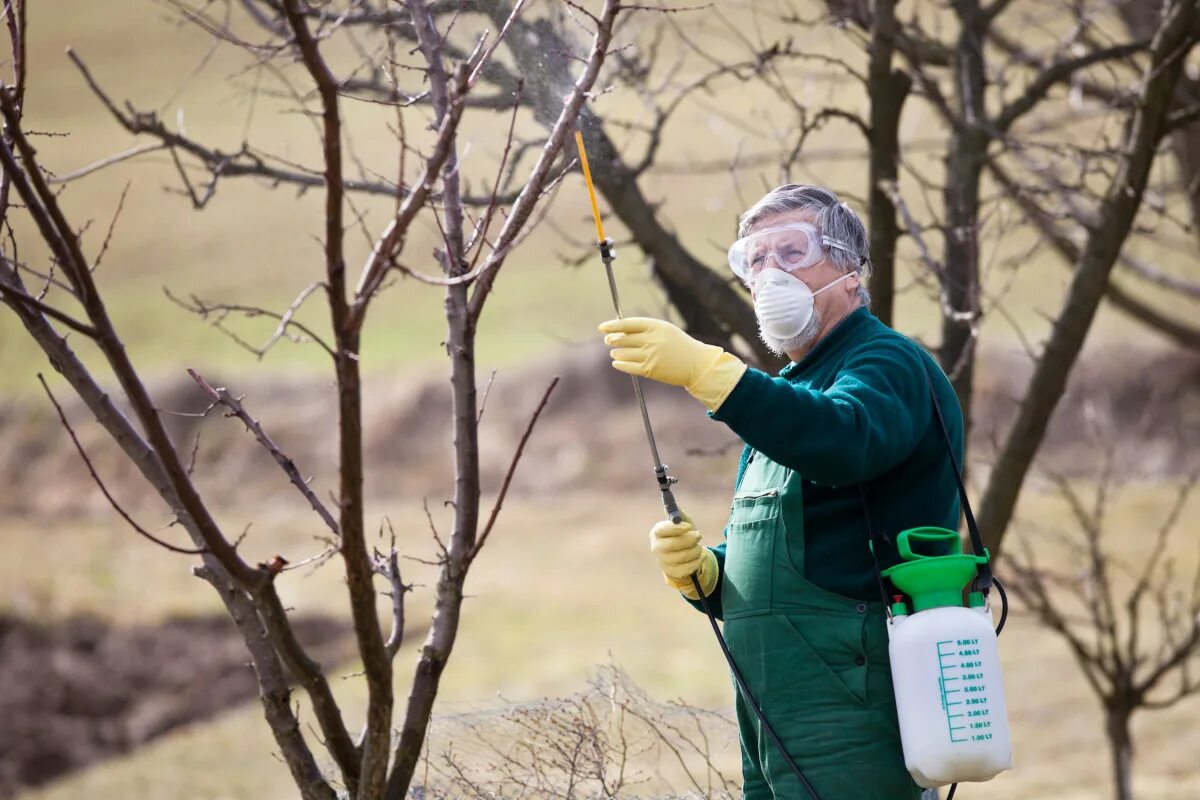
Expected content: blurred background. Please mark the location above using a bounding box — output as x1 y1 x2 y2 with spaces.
1 0 1198 798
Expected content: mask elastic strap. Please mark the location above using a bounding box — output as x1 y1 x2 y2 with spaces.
811 271 854 296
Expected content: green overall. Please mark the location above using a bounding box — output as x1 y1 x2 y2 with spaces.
723 448 921 800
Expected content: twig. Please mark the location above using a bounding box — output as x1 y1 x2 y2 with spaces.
164 287 337 359
476 368 498 423
39 373 206 555
92 180 131 272
470 376 559 563
0 279 98 336
350 62 471 324
46 143 167 184
467 0 527 89
374 518 411 660
188 368 341 538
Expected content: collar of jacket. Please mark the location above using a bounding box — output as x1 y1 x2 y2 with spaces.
779 306 873 380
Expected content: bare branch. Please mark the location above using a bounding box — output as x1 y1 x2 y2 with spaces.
470 376 559 563
0 71 265 588
994 42 1147 131
467 0 622 321
2 222 341 800
164 287 337 360
39 373 207 554
0 276 98 336
188 369 341 539
280 0 387 794
374 518 411 661
46 143 167 184
350 64 471 325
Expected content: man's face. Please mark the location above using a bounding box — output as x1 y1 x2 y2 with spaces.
746 210 859 307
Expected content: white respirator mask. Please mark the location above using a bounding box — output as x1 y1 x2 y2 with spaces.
753 268 854 340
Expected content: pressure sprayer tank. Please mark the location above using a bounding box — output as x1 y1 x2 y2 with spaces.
882 528 1013 789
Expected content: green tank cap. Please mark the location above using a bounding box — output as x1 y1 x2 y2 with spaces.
880 527 990 613
968 591 986 608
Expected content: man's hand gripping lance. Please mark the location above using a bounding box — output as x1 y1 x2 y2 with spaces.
575 130 682 525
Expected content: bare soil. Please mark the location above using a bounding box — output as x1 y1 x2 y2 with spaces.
0 613 353 797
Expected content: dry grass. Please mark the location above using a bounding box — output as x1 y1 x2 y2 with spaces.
6 483 1200 800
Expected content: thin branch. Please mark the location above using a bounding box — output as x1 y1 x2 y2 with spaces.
466 0 621 321
46 143 168 184
92 180 131 272
39 374 206 555
164 287 337 360
467 0 528 89
994 42 1147 131
350 63 471 326
470 376 559 563
476 368 498 424
0 86 264 586
188 369 341 539
374 518 410 661
0 278 98 336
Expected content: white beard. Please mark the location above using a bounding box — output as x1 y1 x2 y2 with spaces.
758 307 823 358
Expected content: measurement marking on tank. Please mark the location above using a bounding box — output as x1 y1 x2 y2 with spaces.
937 640 971 743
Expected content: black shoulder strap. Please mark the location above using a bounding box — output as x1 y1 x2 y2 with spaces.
923 362 993 592
859 484 893 608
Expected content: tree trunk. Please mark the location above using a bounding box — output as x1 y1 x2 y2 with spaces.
939 1 989 447
1106 708 1135 800
866 0 911 328
1118 0 1200 243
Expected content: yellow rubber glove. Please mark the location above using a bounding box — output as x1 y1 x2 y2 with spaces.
649 512 720 600
599 317 747 411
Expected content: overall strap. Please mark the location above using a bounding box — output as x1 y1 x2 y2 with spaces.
923 362 993 592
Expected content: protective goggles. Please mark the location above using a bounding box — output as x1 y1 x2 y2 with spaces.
727 223 856 284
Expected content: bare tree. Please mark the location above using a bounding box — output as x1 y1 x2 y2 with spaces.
0 1 621 798
977 0 1200 555
1007 453 1200 800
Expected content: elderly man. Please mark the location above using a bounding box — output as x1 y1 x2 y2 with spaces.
600 184 963 799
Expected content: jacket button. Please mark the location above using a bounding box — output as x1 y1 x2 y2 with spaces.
855 655 866 667
855 603 867 613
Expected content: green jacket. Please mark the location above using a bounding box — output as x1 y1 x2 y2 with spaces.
692 307 964 615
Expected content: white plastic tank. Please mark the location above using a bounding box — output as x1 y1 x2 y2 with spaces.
882 528 1013 789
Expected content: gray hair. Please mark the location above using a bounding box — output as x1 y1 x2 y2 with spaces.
738 184 872 306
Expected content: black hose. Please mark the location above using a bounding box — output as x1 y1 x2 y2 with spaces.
946 574 1009 800
691 574 824 800
992 576 1008 636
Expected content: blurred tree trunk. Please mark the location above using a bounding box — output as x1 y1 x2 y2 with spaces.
1106 705 1135 800
939 0 990 445
865 0 910 328
1119 0 1200 242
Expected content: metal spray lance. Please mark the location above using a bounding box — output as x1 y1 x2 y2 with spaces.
574 130 682 525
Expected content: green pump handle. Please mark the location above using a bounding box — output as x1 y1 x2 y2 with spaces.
895 526 990 565
896 527 961 560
